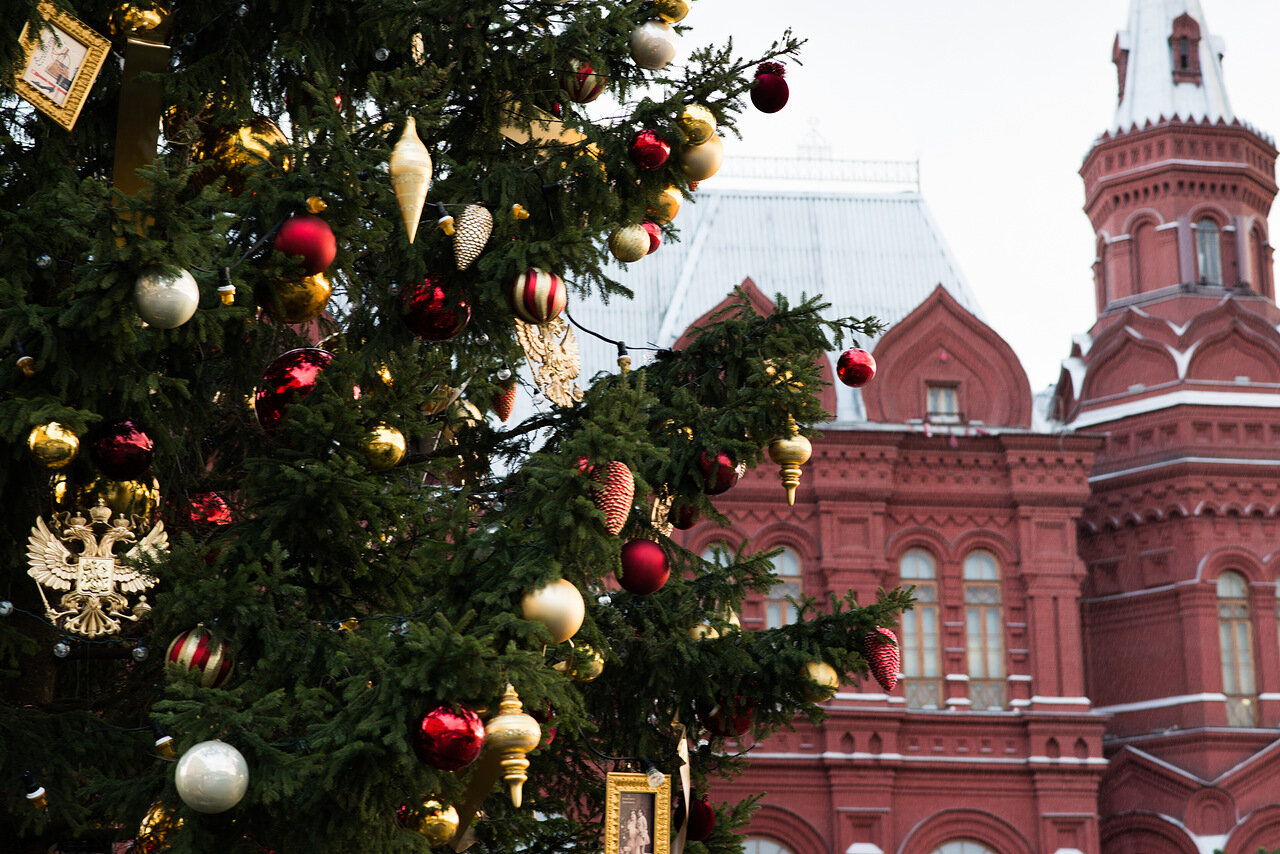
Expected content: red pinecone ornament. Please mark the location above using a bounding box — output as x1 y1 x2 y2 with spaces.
750 61 789 113
863 628 900 693
494 380 517 422
590 461 635 536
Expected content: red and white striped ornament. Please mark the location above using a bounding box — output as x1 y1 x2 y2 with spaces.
590 461 634 536
863 628 900 693
165 626 234 689
494 380 517 422
509 268 567 324
560 59 606 104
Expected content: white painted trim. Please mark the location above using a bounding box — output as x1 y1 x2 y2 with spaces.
833 692 889 701
945 674 970 682
746 750 1106 767
1054 848 1087 854
1031 696 1092 705
1028 756 1109 766
1097 158 1252 184
1093 692 1226 714
944 698 972 706
1007 674 1033 682
1071 389 1280 429
1155 221 1180 232
1083 579 1195 603
1257 692 1280 701
1009 699 1031 707
1091 455 1280 483
846 845 884 854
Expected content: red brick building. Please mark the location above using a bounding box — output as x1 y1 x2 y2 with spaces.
640 1 1280 851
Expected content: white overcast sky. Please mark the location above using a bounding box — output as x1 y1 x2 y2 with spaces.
683 0 1280 390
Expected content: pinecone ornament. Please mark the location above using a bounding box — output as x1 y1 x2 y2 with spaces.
590 461 634 536
453 204 493 271
494 380 517 422
863 628 900 693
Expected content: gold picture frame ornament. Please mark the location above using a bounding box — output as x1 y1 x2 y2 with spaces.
605 772 672 854
13 2 110 131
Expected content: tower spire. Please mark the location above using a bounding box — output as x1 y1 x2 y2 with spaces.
1112 0 1233 131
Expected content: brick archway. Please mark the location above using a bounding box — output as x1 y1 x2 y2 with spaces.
898 809 1034 854
1099 812 1199 854
747 803 829 854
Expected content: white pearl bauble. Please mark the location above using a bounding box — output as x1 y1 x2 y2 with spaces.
629 20 679 71
174 740 249 813
133 266 200 329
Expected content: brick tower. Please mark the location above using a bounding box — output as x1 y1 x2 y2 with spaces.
1052 1 1280 850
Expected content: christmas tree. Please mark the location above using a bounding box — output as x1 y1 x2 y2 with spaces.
0 0 909 851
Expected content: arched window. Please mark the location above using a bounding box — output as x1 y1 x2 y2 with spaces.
742 839 794 854
900 549 941 708
764 548 801 629
964 551 1005 710
931 842 998 854
1195 218 1223 285
1252 225 1271 297
1217 570 1257 725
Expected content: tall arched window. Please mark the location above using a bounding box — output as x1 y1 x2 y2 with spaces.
1195 218 1223 284
742 839 794 854
764 548 801 629
1252 225 1271 297
964 551 1005 710
931 842 998 854
1217 570 1257 726
900 549 941 708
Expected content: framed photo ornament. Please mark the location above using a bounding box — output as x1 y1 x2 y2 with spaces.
13 2 110 131
605 772 672 854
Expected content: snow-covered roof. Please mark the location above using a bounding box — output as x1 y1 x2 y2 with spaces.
1112 0 1233 132
569 157 982 423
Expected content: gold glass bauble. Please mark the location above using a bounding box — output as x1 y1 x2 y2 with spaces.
654 0 690 22
520 578 585 643
681 134 724 182
412 798 460 846
264 272 331 323
195 116 291 192
647 186 683 225
801 661 840 703
136 801 183 852
363 422 406 470
27 422 79 469
678 104 716 145
51 473 160 528
110 3 169 35
569 644 605 682
608 224 650 263
688 610 740 641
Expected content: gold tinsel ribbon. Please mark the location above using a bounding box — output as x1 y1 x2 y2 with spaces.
111 5 172 207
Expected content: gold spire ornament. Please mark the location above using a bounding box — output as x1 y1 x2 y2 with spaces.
484 684 542 808
767 417 813 506
514 317 584 408
453 204 494 270
26 501 166 638
389 117 433 243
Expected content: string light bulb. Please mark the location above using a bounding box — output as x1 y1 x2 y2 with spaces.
152 723 176 759
22 772 46 810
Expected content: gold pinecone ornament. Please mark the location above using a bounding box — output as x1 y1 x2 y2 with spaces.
484 684 542 808
768 417 812 505
453 204 493 270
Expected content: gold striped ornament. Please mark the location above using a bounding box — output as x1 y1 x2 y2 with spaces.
560 59 607 104
165 625 234 688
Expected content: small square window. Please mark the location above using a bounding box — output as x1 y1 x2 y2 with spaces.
927 384 960 423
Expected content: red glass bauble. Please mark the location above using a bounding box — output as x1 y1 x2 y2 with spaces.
411 705 485 771
618 539 670 594
750 62 789 113
629 129 671 170
273 214 336 275
403 278 471 342
696 450 739 495
529 702 557 747
668 499 698 530
189 492 232 526
642 221 662 255
700 698 754 737
88 419 154 480
678 794 715 841
254 348 335 435
835 348 877 388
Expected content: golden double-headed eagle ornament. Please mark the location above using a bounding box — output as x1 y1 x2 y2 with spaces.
26 499 166 638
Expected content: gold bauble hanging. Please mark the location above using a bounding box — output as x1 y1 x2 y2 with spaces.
27 422 79 469
264 272 331 324
405 798 460 846
484 684 542 808
389 117 433 243
362 422 406 470
520 578 585 643
678 104 716 145
136 802 183 851
688 610 740 641
801 661 840 703
555 642 605 682
50 474 160 529
680 134 724 182
647 186 683 225
654 0 690 22
194 116 291 193
767 417 812 506
608 224 650 263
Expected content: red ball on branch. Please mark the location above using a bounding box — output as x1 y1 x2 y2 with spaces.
273 214 336 275
89 419 154 481
411 705 485 771
668 498 699 530
836 348 877 387
697 450 740 495
254 348 334 435
750 61 789 113
700 697 754 737
629 129 671 170
642 221 662 255
618 539 670 594
402 278 471 342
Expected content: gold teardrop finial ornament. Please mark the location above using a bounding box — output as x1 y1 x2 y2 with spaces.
767 417 812 506
484 684 542 808
388 117 433 243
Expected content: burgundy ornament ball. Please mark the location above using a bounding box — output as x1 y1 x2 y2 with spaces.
668 499 698 530
411 704 485 771
402 278 471 342
618 538 670 594
750 61 789 113
254 347 335 435
189 492 232 526
700 698 754 738
642 221 662 255
681 794 716 841
835 348 877 388
89 419 154 481
629 129 671 170
273 214 337 275
697 450 739 495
